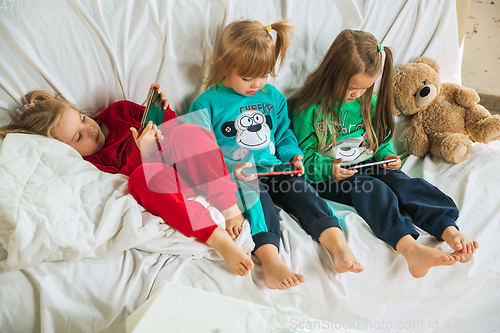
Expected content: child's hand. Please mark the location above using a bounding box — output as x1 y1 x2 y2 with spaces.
331 158 357 181
148 83 170 110
130 121 163 157
381 154 401 170
289 154 304 176
234 162 257 182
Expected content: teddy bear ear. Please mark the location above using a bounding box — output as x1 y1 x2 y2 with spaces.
413 56 440 74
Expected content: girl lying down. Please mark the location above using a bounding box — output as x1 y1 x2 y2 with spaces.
0 85 254 276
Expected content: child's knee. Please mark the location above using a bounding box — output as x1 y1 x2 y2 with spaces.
134 163 178 193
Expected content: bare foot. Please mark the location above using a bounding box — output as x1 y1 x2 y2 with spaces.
397 235 462 278
452 250 474 263
319 227 363 273
221 204 245 240
254 244 306 290
262 261 306 290
206 228 254 276
406 246 461 278
441 226 479 262
332 248 364 273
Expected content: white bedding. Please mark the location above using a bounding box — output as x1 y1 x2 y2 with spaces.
1 1 499 333
0 133 253 271
0 133 165 271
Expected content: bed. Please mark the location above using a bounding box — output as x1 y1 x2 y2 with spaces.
1 1 499 332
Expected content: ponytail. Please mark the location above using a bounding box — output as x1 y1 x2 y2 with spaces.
202 19 294 88
0 90 76 139
265 20 294 75
374 46 395 145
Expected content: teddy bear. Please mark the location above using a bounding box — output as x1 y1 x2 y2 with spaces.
393 56 500 163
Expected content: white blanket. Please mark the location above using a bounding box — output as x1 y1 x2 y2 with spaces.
0 133 165 271
0 133 253 271
3 1 498 333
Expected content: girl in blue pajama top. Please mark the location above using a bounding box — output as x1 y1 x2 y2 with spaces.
187 19 363 290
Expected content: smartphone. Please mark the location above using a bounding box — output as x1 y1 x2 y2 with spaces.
348 158 398 170
242 163 301 176
141 87 163 129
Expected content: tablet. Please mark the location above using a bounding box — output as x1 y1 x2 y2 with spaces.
348 158 398 170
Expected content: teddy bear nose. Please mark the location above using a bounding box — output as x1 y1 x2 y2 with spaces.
420 86 431 98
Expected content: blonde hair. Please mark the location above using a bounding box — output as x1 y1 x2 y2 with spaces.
202 19 294 88
290 29 394 153
0 90 77 139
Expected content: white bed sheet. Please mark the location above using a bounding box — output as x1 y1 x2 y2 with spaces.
2 1 499 333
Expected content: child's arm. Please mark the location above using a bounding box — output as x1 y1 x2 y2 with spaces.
373 135 401 170
185 101 213 133
273 96 303 163
373 138 397 162
291 108 336 183
330 158 357 181
234 162 258 182
113 142 144 177
88 88 173 177
370 93 400 169
380 154 401 170
119 122 165 177
289 154 304 176
130 121 164 158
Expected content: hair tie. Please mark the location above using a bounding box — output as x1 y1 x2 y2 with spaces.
377 44 384 53
17 102 34 114
263 24 272 33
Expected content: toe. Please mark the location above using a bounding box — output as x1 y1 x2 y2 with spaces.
466 243 472 253
280 281 290 290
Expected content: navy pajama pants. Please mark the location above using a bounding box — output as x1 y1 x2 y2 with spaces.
242 175 341 251
311 162 459 249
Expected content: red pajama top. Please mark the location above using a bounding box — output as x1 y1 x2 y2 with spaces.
84 100 177 176
83 100 228 243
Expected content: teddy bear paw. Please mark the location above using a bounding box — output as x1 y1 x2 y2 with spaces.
486 131 500 143
440 134 472 164
469 115 500 143
455 144 469 159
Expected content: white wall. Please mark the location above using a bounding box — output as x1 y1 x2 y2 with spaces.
462 0 500 106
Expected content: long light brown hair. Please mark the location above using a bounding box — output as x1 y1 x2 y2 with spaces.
202 19 294 88
290 29 394 153
0 90 77 139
